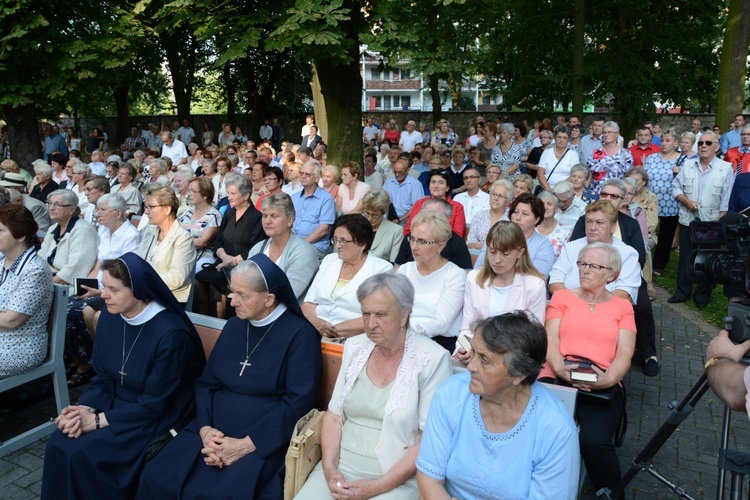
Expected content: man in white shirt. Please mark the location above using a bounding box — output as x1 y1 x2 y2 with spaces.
259 120 273 142
553 181 585 227
398 120 422 152
88 150 107 176
362 118 379 144
453 167 488 227
161 131 188 166
176 119 195 146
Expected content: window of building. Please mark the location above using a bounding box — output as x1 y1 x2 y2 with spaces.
369 68 381 80
374 96 382 108
401 69 411 80
401 96 411 109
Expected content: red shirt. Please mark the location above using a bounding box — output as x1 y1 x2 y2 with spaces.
724 147 750 175
628 143 661 167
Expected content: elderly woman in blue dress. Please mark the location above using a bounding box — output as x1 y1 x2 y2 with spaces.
417 312 580 499
42 253 205 499
0 204 53 378
295 273 452 499
138 255 321 498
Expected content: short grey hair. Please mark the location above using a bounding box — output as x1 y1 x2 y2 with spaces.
97 193 127 219
579 242 622 279
47 189 79 207
422 197 453 219
537 190 560 208
700 130 719 143
621 177 638 195
661 128 679 142
261 192 295 218
570 164 589 180
224 172 251 196
356 273 414 313
499 123 515 135
490 178 514 200
625 167 648 185
72 163 91 177
33 161 53 179
601 178 626 198
150 159 167 175
552 180 574 197
302 161 321 178
361 189 391 215
471 311 548 384
603 121 620 133
410 210 452 243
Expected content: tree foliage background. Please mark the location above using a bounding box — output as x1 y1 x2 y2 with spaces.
0 0 747 165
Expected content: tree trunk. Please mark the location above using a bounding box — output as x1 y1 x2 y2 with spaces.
716 0 750 131
163 28 195 119
114 85 130 147
5 103 40 171
313 57 362 165
572 0 585 116
429 73 442 122
310 63 328 143
448 74 460 110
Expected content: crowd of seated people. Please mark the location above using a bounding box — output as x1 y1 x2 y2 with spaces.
3 113 743 497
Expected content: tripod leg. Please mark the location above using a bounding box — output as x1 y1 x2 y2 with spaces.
600 373 710 499
718 405 731 500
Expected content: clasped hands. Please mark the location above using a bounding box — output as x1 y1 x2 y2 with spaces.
56 405 99 439
200 426 255 468
317 319 340 339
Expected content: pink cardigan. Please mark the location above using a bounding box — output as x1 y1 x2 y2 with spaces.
459 270 547 339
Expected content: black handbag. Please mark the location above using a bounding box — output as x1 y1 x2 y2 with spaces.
534 149 569 195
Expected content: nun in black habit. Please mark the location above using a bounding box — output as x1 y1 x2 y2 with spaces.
137 253 322 499
41 252 205 499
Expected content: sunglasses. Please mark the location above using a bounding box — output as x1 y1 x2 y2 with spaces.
697 141 714 146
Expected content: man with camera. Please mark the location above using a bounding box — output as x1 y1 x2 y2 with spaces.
669 131 734 307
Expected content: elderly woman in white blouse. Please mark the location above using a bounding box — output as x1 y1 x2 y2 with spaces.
395 210 465 352
302 214 392 339
294 273 451 500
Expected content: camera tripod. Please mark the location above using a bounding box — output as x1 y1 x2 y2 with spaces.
597 370 750 499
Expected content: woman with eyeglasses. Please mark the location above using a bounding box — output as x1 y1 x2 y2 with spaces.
467 179 512 254
302 214 392 339
335 161 371 215
360 189 403 263
254 165 284 210
396 210 465 351
111 163 143 216
586 121 634 196
540 242 635 494
40 189 99 289
137 184 196 305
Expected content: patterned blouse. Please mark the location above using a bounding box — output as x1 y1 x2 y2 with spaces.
538 223 572 257
466 210 508 246
644 154 681 217
435 132 459 150
178 207 222 260
0 248 53 378
586 148 634 195
491 143 525 180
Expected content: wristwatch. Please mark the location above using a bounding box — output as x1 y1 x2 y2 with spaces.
94 412 101 430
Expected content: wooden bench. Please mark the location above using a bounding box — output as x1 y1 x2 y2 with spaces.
186 312 342 410
0 284 70 457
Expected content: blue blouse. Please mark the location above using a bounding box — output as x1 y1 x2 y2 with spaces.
644 154 681 216
417 374 580 499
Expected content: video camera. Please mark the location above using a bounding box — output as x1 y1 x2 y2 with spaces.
687 214 750 342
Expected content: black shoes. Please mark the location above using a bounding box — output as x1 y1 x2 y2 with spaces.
667 296 686 304
642 358 660 377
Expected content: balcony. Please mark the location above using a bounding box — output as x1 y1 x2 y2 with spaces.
365 79 422 90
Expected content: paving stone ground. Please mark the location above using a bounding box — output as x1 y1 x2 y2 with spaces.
1 285 748 499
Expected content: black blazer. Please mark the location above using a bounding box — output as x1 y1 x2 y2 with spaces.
570 211 646 268
301 134 323 150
